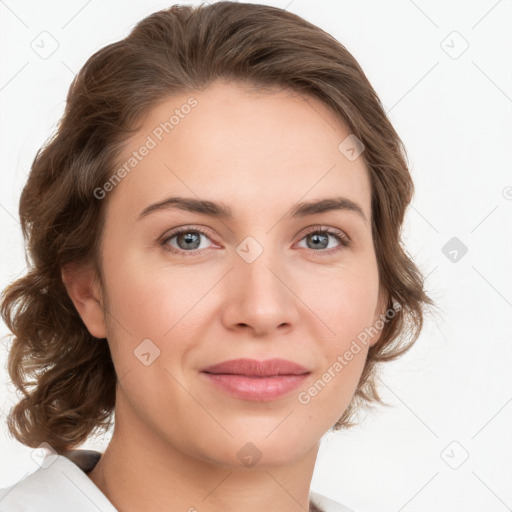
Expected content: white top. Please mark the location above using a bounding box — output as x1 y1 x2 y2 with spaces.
0 450 354 511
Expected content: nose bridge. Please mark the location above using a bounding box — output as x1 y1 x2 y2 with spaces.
236 236 287 304
238 243 281 296
222 235 298 334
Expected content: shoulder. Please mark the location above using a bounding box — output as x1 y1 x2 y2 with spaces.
0 451 116 511
310 490 356 512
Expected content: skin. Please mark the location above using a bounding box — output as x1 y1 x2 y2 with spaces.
62 80 387 512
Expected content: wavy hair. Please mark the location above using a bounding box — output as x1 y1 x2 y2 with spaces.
1 1 435 453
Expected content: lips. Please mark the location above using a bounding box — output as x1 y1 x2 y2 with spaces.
200 358 310 377
200 358 311 401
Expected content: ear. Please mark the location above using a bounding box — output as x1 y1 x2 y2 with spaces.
369 287 389 348
61 264 108 339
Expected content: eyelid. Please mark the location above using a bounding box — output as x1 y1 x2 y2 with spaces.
161 224 214 241
297 224 350 243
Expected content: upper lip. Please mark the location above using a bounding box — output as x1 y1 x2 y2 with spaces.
201 358 310 377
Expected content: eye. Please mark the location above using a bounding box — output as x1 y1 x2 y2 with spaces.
160 226 217 256
295 226 350 255
160 225 350 257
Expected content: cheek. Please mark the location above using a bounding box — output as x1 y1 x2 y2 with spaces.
297 261 379 392
99 250 218 386
101 248 204 340
298 260 380 344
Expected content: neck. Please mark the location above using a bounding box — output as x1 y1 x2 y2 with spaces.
88 397 320 512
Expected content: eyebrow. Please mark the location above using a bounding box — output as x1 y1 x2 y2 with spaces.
137 196 368 224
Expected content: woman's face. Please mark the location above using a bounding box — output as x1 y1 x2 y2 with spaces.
86 80 386 468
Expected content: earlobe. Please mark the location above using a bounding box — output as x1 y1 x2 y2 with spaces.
61 264 108 339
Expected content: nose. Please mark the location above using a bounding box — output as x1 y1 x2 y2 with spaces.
221 247 300 337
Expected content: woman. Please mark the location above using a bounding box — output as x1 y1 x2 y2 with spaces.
0 2 434 511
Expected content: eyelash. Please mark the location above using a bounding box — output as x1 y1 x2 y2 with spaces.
160 225 351 257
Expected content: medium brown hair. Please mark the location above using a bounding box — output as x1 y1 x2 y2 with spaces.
1 1 435 453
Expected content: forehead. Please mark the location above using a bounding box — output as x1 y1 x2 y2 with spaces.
107 80 371 222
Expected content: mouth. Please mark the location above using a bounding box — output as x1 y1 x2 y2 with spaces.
201 358 310 376
200 358 311 401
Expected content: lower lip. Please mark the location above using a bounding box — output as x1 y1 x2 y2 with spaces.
202 373 310 401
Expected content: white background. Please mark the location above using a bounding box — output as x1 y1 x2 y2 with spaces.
1 1 511 511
